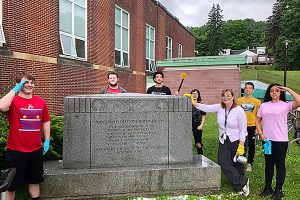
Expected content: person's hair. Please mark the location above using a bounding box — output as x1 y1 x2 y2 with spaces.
16 71 35 83
263 83 286 102
107 72 118 79
245 82 254 89
153 71 164 80
190 89 202 102
220 89 237 109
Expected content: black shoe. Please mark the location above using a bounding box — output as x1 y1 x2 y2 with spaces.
273 190 284 200
260 187 273 197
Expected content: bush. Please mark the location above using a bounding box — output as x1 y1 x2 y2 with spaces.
0 112 9 159
0 113 63 160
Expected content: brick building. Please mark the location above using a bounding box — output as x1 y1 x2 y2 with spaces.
0 0 195 115
156 55 246 104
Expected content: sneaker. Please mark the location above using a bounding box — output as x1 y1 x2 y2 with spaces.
273 190 284 200
246 163 252 172
260 187 273 197
238 179 250 196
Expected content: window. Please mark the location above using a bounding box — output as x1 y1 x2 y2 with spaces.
115 6 129 67
0 0 5 44
146 24 155 72
166 36 172 59
178 43 182 58
59 0 87 59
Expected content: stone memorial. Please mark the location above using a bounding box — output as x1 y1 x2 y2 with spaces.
41 94 220 199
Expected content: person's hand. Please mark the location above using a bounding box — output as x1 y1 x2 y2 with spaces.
260 133 265 140
197 125 202 130
43 139 50 155
12 80 27 93
174 91 179 96
184 93 195 104
236 144 245 156
276 86 289 92
263 138 272 155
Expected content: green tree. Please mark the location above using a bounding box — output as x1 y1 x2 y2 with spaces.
206 4 225 55
266 0 300 70
188 26 208 56
222 19 266 50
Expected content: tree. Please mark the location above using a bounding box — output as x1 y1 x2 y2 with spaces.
206 4 225 55
222 19 266 50
266 0 300 70
188 26 208 56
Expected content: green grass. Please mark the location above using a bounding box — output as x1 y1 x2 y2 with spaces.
241 66 300 94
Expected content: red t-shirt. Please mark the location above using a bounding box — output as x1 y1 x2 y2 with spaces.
106 87 122 94
5 95 50 152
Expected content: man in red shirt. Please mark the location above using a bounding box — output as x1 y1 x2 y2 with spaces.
0 71 50 200
100 72 127 94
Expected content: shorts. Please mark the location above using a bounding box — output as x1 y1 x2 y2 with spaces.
3 148 44 191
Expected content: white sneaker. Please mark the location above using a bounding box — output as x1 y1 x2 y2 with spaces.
238 179 250 196
246 163 252 172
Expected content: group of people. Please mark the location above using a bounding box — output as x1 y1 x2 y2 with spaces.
0 70 299 200
192 82 300 199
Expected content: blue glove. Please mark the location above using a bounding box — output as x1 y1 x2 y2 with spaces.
12 80 27 93
263 139 272 155
43 139 50 155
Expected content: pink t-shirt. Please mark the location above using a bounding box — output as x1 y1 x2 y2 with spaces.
257 101 293 142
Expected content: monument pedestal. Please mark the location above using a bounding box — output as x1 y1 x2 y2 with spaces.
41 156 220 199
41 94 221 199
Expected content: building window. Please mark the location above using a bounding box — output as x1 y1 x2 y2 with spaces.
59 0 87 60
178 43 182 58
115 6 129 67
166 36 172 59
0 0 5 44
146 24 155 72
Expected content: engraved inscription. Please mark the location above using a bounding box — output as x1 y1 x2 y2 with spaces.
93 116 168 155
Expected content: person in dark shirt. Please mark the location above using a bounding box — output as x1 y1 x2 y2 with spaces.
146 72 172 95
191 89 206 155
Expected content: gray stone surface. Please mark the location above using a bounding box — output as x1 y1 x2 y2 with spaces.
55 93 222 199
41 156 221 200
63 94 192 169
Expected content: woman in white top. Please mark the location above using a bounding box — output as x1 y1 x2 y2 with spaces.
193 89 249 196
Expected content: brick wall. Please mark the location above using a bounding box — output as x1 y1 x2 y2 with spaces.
0 0 195 115
162 68 241 104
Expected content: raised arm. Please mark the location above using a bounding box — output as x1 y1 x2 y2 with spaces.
278 86 300 110
195 103 220 113
0 80 27 112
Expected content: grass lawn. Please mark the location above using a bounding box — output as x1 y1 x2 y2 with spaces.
240 66 300 94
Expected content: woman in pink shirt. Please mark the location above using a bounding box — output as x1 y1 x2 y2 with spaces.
256 84 300 200
193 89 249 196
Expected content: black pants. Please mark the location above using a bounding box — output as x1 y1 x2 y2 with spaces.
192 124 203 155
263 141 288 191
247 126 256 165
218 139 248 191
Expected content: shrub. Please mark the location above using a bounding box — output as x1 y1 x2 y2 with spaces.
0 113 63 160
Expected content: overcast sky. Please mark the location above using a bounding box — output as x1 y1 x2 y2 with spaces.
158 0 276 27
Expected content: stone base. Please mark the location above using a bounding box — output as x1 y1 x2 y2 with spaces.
41 156 221 200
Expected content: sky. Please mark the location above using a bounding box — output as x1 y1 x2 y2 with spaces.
158 0 277 27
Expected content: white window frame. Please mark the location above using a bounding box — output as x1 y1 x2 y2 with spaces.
0 0 5 44
166 36 172 59
146 24 155 72
178 43 182 58
59 0 87 60
115 5 130 67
